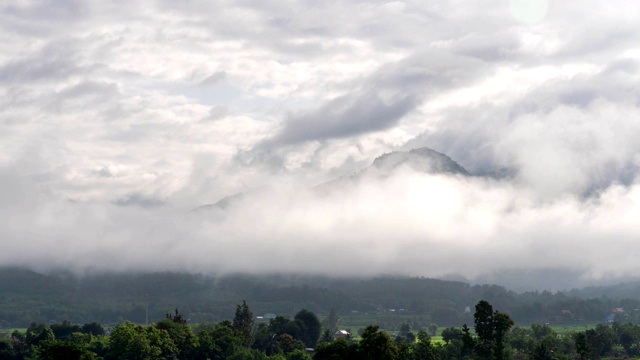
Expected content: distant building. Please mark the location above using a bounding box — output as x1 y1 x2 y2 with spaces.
264 313 276 319
334 330 351 339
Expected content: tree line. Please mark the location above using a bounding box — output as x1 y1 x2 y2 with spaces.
5 299 640 359
4 269 640 328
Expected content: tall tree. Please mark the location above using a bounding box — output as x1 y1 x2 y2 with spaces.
461 324 475 358
233 300 254 348
493 311 514 360
474 301 494 360
322 308 339 333
294 309 321 348
473 300 514 360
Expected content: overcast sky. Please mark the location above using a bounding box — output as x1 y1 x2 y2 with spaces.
3 0 640 289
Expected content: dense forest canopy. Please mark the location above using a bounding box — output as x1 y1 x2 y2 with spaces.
2 268 640 329
3 299 640 360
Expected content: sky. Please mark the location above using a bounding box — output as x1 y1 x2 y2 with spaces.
2 0 640 290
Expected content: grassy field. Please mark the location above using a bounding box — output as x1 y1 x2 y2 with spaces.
336 311 598 344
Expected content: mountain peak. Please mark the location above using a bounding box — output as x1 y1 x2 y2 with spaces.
368 147 470 177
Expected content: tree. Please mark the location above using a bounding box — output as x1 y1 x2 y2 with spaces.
399 324 412 339
474 301 494 360
198 324 242 360
0 338 18 360
531 341 554 360
427 323 438 337
461 323 475 357
441 327 462 344
278 334 305 354
156 316 199 360
313 338 359 360
414 330 437 360
322 308 339 334
318 329 333 344
285 348 312 360
359 325 398 360
165 308 188 325
233 300 254 348
294 309 321 348
26 323 55 347
252 323 280 356
37 340 96 360
574 332 591 360
50 320 82 340
493 311 514 360
473 300 514 360
106 321 175 360
81 322 105 336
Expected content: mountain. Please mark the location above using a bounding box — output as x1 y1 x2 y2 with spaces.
368 147 470 177
313 147 470 193
192 147 470 211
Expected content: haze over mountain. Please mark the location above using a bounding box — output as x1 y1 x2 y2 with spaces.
196 147 470 210
3 1 640 291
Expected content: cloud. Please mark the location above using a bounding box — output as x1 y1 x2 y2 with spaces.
3 164 640 291
269 91 417 145
3 0 640 290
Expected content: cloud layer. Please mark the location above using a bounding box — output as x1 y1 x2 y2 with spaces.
2 1 640 289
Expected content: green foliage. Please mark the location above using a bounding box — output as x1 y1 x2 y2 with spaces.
51 320 82 340
461 323 475 357
359 325 399 360
426 323 438 336
1 269 637 329
472 301 514 360
322 308 339 334
318 329 333 344
37 339 97 360
493 311 514 360
531 341 554 360
81 322 105 336
278 333 305 353
441 327 461 343
155 315 199 359
285 348 311 360
198 323 243 359
294 309 321 348
0 338 18 360
105 321 177 360
414 330 437 360
234 300 255 348
313 338 359 360
26 322 55 347
474 301 494 360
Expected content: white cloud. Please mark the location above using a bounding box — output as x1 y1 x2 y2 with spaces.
2 0 640 288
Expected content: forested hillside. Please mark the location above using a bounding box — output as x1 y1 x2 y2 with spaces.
2 268 640 328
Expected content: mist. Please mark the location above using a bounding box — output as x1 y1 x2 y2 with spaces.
3 156 640 291
3 1 640 291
